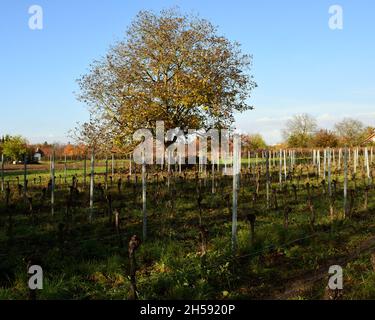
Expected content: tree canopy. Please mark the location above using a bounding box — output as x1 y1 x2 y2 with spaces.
334 118 366 147
282 114 317 148
281 115 371 148
241 133 267 152
312 129 339 148
77 8 257 149
2 135 28 161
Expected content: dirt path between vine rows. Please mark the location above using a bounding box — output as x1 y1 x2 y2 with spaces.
268 235 375 300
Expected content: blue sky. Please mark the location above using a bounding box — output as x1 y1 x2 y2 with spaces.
1 0 374 144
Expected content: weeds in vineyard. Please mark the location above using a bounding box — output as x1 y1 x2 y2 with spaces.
0 150 375 300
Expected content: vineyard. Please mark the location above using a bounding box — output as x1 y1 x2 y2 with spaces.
1 147 375 300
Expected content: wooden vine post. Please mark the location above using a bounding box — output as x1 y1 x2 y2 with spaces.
317 150 321 178
83 152 87 189
129 153 132 176
0 153 4 193
167 151 171 189
128 235 141 300
231 134 240 253
328 148 332 197
51 149 55 216
23 154 28 198
105 156 108 191
64 154 67 185
343 147 348 219
211 162 215 194
142 155 147 241
365 147 370 185
247 214 256 246
199 225 209 273
323 149 327 180
266 150 270 209
283 150 287 182
112 153 115 178
89 148 95 222
179 153 182 174
279 149 282 189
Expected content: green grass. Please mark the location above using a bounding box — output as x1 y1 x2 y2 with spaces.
0 161 375 300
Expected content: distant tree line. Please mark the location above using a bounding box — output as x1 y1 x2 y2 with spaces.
0 136 86 162
281 114 374 148
1 113 373 162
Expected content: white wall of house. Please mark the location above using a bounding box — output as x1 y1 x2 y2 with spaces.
34 153 42 162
